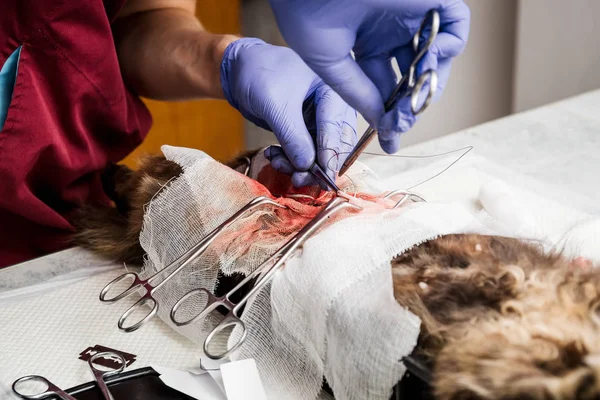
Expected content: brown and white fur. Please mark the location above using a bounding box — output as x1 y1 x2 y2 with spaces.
73 151 600 400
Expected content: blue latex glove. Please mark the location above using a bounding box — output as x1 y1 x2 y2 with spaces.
221 38 357 188
268 0 470 153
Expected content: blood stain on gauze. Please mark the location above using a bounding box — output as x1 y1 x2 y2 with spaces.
256 162 403 212
257 164 322 199
139 146 435 400
152 148 410 282
149 145 408 281
198 159 411 278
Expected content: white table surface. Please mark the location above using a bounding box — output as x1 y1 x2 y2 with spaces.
2 89 599 292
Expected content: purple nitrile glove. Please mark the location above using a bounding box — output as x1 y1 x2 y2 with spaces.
221 38 357 188
268 0 471 153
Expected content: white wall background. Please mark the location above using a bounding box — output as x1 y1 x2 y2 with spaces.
512 0 600 113
241 0 600 152
379 0 517 149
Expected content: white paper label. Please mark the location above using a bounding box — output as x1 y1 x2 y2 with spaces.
153 365 226 400
221 359 267 400
200 356 227 393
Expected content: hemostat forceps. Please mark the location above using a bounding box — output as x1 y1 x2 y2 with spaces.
12 352 126 400
267 144 341 192
339 9 441 177
383 189 426 208
310 161 341 192
99 196 284 333
86 352 127 400
170 195 361 360
12 376 77 400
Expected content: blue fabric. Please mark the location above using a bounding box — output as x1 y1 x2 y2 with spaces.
0 45 22 131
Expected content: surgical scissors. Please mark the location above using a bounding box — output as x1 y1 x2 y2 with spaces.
339 9 441 177
12 352 126 400
99 196 285 333
170 195 362 360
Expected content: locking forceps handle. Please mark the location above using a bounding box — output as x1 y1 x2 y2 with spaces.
104 196 285 333
388 10 440 113
170 247 282 329
338 10 440 177
99 272 146 303
88 352 126 400
202 196 362 360
12 375 77 400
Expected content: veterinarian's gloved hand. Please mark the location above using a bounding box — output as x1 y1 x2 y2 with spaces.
221 38 357 188
268 0 471 153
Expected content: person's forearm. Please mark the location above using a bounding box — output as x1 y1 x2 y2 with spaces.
113 6 238 100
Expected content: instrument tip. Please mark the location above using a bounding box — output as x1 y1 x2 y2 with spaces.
338 163 350 177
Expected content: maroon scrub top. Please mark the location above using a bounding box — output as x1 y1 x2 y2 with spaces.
0 0 152 267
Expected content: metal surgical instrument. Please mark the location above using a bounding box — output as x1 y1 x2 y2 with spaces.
339 9 441 177
267 144 342 192
383 189 426 208
12 352 126 400
99 196 285 333
310 161 341 192
87 352 127 400
12 376 77 400
170 195 361 360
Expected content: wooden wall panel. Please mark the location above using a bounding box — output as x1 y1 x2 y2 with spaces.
122 0 243 168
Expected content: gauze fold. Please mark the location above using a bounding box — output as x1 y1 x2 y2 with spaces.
138 145 507 400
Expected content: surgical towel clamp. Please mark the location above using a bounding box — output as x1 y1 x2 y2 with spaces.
12 351 126 400
170 195 362 360
339 9 441 177
99 196 284 333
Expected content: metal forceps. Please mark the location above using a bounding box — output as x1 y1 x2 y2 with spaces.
383 189 426 208
12 352 126 400
339 9 441 177
12 376 76 400
267 144 341 192
170 195 362 360
99 196 284 333
310 161 341 192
